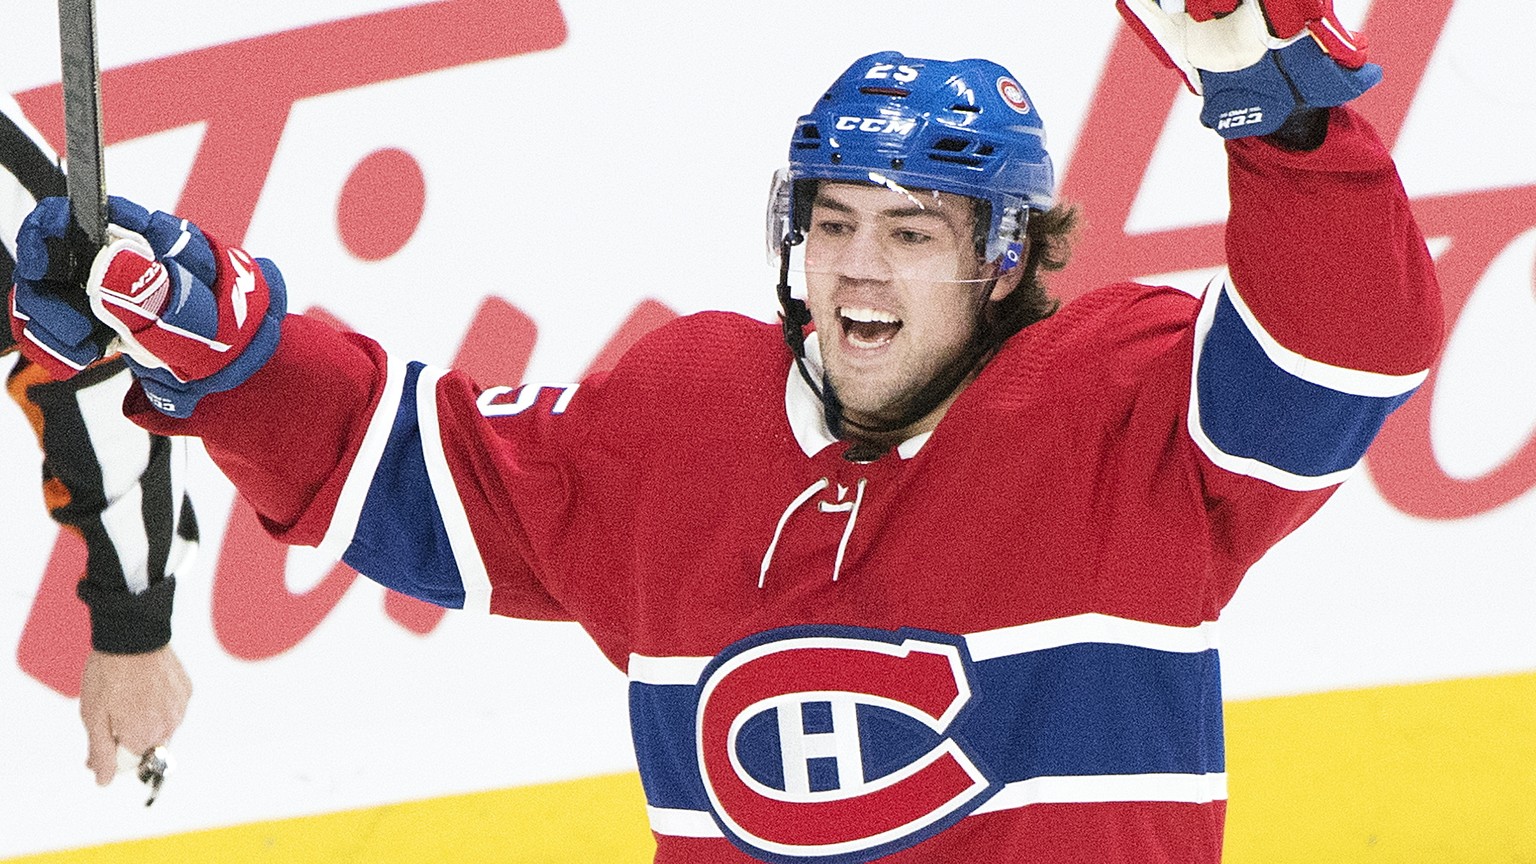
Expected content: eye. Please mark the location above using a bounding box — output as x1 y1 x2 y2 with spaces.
815 219 853 237
893 229 931 245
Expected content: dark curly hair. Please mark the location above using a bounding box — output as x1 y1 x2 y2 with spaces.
978 201 1079 352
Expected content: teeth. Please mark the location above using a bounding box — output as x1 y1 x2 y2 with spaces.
840 307 901 324
847 331 892 349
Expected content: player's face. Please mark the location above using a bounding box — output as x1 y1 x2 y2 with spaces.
804 182 1012 435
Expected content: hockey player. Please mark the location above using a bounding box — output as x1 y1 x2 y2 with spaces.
2 94 198 786
8 1 1441 860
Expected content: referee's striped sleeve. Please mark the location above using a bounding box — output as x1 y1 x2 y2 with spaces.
2 94 200 653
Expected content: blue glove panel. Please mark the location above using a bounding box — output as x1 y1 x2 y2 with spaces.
107 197 219 286
1200 38 1382 139
1279 37 1382 110
11 197 107 372
12 279 104 369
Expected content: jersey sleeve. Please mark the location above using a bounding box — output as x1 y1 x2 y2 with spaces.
127 312 633 653
3 97 199 654
1187 106 1443 578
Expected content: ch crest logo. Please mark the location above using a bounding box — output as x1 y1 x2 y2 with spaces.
695 626 997 863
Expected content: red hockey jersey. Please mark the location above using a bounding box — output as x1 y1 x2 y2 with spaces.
135 107 1441 863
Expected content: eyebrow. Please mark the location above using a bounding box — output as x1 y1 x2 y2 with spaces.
813 194 947 221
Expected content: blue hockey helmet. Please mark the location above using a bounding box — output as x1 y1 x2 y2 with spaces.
768 51 1056 272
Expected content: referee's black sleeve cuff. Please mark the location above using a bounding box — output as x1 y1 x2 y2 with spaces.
76 576 176 654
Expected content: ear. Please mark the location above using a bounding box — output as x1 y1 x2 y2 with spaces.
987 238 1029 302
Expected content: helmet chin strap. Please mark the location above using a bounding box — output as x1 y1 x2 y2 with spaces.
776 233 823 400
778 239 999 451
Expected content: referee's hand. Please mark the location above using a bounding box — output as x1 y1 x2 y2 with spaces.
79 646 191 786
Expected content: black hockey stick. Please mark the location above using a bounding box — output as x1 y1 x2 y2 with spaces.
58 0 107 247
48 0 117 351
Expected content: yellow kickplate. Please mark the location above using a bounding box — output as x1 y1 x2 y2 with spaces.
1225 670 1536 863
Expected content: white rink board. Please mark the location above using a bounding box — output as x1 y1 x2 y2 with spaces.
1 0 1533 856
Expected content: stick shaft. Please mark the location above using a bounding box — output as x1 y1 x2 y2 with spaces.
57 0 106 247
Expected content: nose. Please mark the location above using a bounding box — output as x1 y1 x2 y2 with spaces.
831 226 891 282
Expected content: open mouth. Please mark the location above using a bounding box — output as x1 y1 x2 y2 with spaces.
839 306 903 349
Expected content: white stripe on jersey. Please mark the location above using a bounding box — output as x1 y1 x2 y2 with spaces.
971 772 1229 813
647 805 722 838
318 354 409 559
646 772 1230 839
417 365 494 614
1215 274 1427 397
628 613 1219 687
965 612 1220 661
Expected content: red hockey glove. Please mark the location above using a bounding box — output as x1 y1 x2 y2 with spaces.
1117 0 1380 138
12 196 287 417
1180 0 1240 22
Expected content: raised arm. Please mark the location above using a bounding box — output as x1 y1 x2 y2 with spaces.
1190 106 1441 494
1116 1 1443 577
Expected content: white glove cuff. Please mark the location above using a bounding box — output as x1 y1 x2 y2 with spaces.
1122 0 1307 94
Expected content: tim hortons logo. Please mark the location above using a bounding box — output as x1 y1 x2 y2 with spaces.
11 0 1529 693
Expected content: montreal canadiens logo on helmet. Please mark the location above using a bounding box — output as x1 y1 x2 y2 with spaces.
695 626 998 864
997 77 1031 115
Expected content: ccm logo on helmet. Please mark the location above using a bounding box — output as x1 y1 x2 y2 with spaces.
997 77 1031 115
695 626 996 863
834 115 918 135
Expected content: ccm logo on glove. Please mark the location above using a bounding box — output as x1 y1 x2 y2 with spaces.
1216 105 1265 132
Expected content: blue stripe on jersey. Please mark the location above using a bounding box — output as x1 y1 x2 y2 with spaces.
631 683 712 809
1197 290 1415 478
961 643 1224 778
630 643 1223 813
341 361 466 609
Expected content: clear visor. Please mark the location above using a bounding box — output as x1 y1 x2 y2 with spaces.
767 168 1018 291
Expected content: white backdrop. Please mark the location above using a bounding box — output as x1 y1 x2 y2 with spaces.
2 0 1533 856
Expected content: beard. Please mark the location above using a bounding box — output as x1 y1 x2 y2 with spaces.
821 325 989 445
